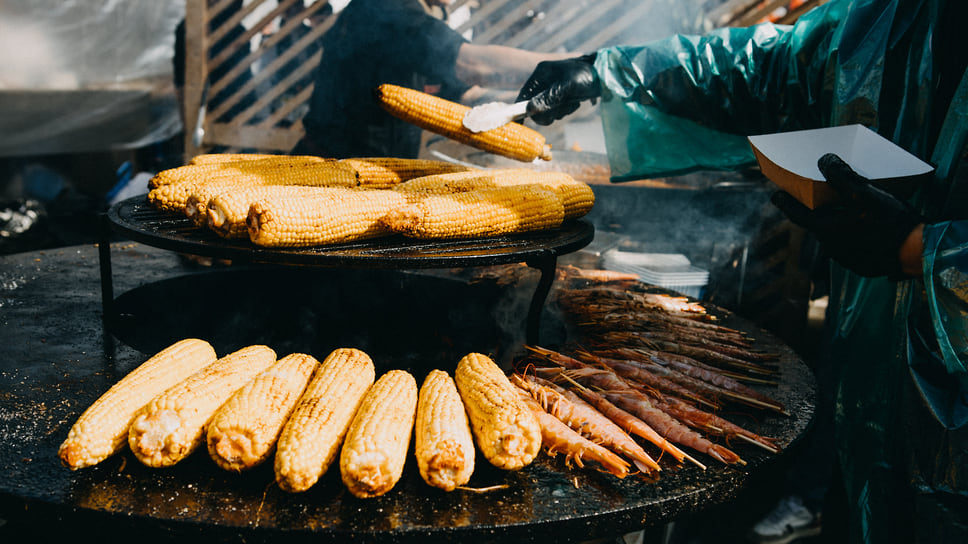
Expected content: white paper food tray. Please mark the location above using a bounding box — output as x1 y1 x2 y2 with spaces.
748 124 933 209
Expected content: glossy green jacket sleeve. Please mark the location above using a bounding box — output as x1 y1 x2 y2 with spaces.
594 2 845 181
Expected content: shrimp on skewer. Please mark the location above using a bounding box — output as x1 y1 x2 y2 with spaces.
525 348 745 466
578 350 786 415
649 393 781 454
515 390 631 478
511 373 661 474
574 352 722 411
567 380 699 469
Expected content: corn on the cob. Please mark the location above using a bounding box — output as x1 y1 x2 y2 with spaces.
147 161 359 214
187 153 327 166
395 169 595 220
206 185 322 239
206 352 319 472
374 84 552 163
57 338 218 470
381 184 564 240
149 156 337 190
247 187 407 248
338 157 475 189
340 369 418 498
274 348 375 493
414 369 475 491
127 344 277 468
454 352 541 470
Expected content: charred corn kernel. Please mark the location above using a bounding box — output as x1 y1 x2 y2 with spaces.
375 84 552 163
57 338 218 470
127 345 277 468
338 157 475 189
147 161 359 214
454 352 541 470
381 184 564 240
247 187 407 248
274 348 375 493
206 353 319 472
414 369 475 491
340 369 418 498
395 169 594 220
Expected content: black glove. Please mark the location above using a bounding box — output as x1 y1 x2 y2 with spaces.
516 54 601 126
770 153 924 278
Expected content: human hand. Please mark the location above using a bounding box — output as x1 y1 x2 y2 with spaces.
515 54 600 125
770 153 924 278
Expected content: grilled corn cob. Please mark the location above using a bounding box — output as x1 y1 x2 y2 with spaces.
206 352 319 472
247 186 407 247
414 369 475 491
338 157 475 189
148 161 359 214
57 338 218 470
454 352 541 470
340 369 418 498
149 156 336 190
395 168 595 219
187 153 326 166
374 84 552 162
206 185 326 239
127 344 277 468
274 348 375 493
381 184 564 240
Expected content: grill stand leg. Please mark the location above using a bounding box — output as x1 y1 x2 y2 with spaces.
524 251 557 345
98 213 115 326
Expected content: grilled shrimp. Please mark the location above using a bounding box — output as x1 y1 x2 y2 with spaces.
516 390 630 478
512 373 661 474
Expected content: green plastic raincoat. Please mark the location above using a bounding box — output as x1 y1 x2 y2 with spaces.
592 0 968 542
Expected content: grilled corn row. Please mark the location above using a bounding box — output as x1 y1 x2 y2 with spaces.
147 161 359 214
395 168 595 220
247 186 407 247
274 348 375 493
57 338 218 470
127 345 277 468
454 353 541 470
206 353 319 472
340 369 418 498
374 84 552 162
381 184 564 240
338 157 475 189
414 369 475 491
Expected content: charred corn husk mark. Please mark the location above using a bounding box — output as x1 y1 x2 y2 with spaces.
340 369 418 498
415 369 475 491
375 84 552 162
127 345 277 468
274 348 375 493
58 338 218 470
206 353 319 472
455 352 541 470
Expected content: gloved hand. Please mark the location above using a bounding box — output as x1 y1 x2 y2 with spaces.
516 54 601 126
770 153 924 278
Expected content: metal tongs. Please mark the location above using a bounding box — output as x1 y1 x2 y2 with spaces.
462 100 531 133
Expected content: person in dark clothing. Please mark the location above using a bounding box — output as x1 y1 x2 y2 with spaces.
293 0 569 159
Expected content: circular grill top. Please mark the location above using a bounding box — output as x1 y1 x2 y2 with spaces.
107 196 595 268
